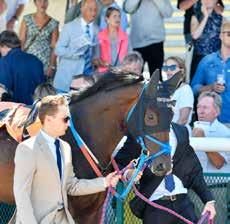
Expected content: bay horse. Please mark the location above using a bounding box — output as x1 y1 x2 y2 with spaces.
0 70 181 224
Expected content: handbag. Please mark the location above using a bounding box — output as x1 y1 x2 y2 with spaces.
24 17 52 52
129 195 146 219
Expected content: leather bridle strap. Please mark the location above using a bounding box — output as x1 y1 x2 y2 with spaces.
69 117 103 177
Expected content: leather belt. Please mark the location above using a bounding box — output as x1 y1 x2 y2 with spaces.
158 194 186 201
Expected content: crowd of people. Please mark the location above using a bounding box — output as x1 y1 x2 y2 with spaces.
0 0 230 223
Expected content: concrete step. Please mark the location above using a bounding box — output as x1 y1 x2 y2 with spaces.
165 0 230 58
165 40 185 47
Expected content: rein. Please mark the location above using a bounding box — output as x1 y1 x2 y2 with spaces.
102 155 213 224
69 117 103 177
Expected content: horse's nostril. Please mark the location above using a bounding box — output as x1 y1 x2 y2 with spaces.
156 163 165 172
148 115 154 120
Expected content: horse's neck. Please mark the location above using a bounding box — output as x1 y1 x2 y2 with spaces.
70 84 142 169
72 94 124 161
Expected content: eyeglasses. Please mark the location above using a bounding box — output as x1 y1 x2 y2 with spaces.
162 65 177 72
62 116 70 123
222 31 230 36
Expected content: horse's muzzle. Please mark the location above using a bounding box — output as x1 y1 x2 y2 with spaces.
150 162 170 176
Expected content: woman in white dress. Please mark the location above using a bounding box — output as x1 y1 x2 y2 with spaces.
162 56 194 135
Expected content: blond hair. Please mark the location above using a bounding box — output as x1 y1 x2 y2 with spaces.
221 21 230 32
38 95 68 124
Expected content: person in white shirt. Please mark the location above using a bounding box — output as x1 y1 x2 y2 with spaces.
0 0 7 32
162 56 194 135
5 0 29 30
193 91 230 172
192 90 230 224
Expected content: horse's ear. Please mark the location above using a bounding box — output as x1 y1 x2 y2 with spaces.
145 69 160 97
163 71 183 95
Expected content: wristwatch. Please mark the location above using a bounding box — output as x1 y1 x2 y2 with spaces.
50 66 56 70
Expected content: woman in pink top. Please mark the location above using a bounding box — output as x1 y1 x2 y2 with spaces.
93 7 129 73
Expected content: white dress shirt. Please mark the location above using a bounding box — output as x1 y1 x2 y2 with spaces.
40 129 64 180
149 129 187 201
194 119 230 173
81 17 94 41
5 0 29 21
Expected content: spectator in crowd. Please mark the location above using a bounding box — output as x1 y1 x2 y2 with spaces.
19 0 59 78
5 0 29 30
93 7 129 73
0 0 7 32
65 0 127 32
53 0 98 92
191 21 230 125
0 31 45 105
117 51 144 76
177 0 224 44
193 91 230 224
70 52 143 92
193 91 230 172
190 0 223 80
13 95 120 224
65 0 84 23
98 0 128 31
123 0 173 76
162 56 194 134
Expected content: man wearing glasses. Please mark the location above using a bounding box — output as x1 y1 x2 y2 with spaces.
13 95 120 224
191 21 230 127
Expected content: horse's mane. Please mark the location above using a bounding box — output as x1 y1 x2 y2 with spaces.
70 72 144 104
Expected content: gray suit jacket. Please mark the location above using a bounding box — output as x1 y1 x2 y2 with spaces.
14 132 105 224
53 18 99 92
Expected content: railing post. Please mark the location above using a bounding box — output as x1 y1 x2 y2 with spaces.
116 182 124 224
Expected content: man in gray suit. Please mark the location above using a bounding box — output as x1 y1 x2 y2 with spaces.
54 0 98 92
13 95 120 224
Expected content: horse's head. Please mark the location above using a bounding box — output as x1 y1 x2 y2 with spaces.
126 70 182 176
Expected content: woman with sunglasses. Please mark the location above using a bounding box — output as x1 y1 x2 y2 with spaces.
162 56 194 135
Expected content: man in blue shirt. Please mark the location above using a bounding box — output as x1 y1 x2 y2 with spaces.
191 21 230 125
0 31 45 105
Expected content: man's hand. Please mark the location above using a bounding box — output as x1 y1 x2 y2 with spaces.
213 82 225 93
192 128 205 137
105 171 121 188
125 168 143 182
7 18 16 30
206 152 226 169
202 201 216 220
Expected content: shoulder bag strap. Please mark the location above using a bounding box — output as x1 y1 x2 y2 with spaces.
24 17 52 52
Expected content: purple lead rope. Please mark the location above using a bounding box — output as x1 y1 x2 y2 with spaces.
100 155 213 224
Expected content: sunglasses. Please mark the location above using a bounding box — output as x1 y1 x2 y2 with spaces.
62 116 70 123
222 31 230 37
162 65 177 72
